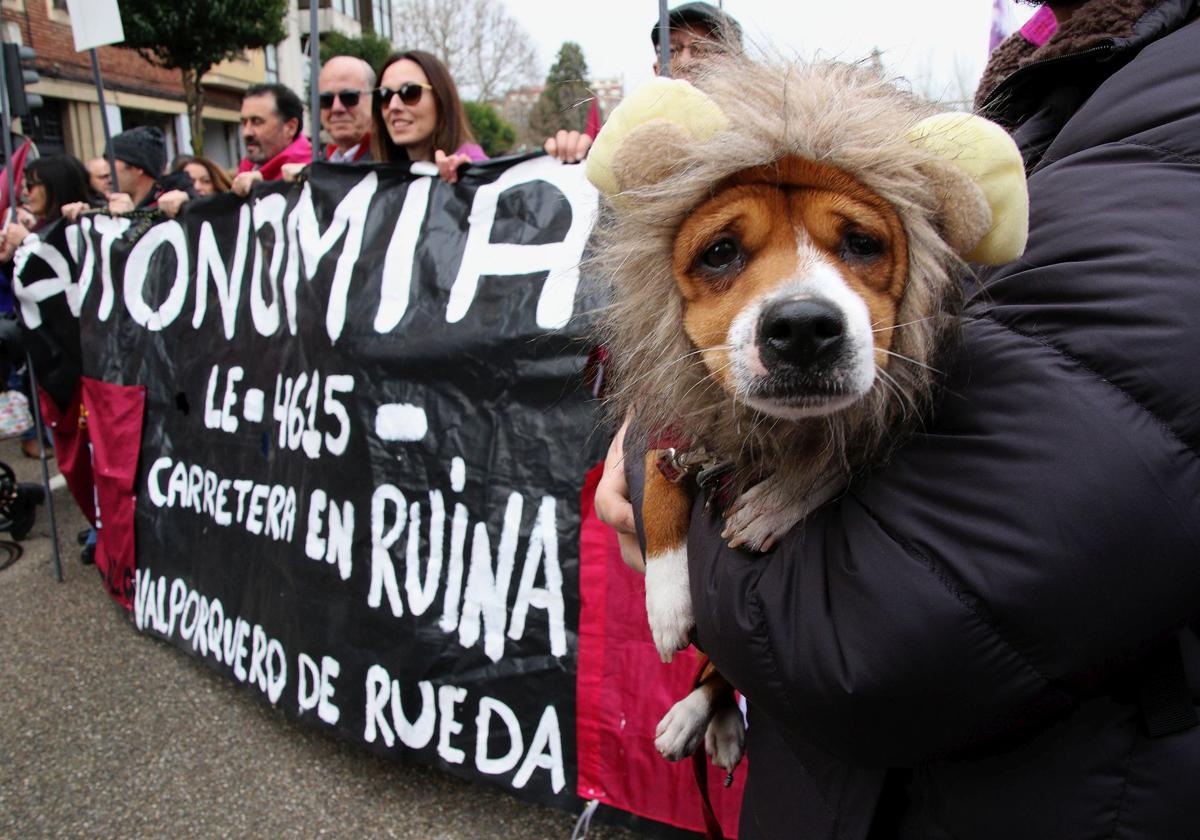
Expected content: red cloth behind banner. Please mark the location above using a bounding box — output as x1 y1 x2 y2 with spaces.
81 377 145 609
577 464 745 837
38 383 95 527
42 378 144 609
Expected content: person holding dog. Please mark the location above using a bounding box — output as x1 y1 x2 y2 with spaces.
596 0 1200 836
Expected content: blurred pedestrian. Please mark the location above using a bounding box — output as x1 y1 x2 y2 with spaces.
84 156 112 196
60 127 195 220
544 2 743 164
651 1 742 81
169 155 232 196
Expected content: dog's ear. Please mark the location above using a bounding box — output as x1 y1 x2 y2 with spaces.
906 113 1028 266
586 78 729 197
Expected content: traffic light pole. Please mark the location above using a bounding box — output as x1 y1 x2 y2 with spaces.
88 49 119 195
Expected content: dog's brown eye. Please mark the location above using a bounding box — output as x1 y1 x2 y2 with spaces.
697 236 743 274
841 231 883 261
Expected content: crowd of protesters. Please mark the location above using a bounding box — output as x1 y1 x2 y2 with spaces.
2 0 1199 836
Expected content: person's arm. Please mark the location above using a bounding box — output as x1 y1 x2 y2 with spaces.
594 415 644 572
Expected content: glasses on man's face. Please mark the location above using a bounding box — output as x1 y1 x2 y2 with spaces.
376 82 433 109
668 39 721 62
319 89 368 109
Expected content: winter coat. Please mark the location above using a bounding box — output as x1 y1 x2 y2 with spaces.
684 2 1200 837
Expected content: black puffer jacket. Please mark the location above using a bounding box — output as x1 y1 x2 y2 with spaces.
686 2 1200 837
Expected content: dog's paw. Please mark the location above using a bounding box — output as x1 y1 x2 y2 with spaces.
655 688 711 761
644 547 693 663
704 704 746 775
722 475 843 552
721 478 805 552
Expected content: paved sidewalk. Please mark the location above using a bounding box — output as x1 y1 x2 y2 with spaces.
0 437 646 839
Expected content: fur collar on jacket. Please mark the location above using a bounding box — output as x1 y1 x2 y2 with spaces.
976 0 1161 109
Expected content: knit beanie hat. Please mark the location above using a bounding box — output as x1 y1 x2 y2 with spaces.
108 126 167 177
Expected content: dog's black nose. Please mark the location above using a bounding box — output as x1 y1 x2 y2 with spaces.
758 298 845 369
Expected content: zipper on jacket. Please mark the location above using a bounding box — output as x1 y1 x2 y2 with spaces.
980 43 1116 118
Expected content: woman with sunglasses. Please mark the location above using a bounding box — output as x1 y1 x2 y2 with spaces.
372 50 487 184
0 154 100 263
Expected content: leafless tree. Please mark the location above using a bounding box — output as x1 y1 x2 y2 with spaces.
906 51 980 111
392 0 540 103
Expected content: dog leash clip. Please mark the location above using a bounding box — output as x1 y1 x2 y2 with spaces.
656 447 692 484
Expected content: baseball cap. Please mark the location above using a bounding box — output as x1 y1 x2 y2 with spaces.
650 2 743 47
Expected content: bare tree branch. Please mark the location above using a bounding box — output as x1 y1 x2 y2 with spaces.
392 0 539 102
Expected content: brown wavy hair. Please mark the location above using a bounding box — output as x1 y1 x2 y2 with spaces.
169 155 233 194
371 50 475 163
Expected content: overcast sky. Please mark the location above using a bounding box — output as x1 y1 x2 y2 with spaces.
502 0 1036 104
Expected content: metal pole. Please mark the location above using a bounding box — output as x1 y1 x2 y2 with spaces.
89 49 119 193
310 0 320 162
658 0 671 77
0 28 18 224
24 351 63 583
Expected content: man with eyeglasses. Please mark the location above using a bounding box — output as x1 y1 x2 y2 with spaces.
651 1 742 82
319 55 375 163
543 2 742 164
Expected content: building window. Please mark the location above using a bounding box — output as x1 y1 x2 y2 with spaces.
265 44 279 83
372 0 392 40
333 0 358 20
51 0 70 11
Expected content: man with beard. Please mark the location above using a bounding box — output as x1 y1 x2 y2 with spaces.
232 83 312 196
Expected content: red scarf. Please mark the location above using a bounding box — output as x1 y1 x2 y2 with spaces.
237 134 313 181
324 134 372 162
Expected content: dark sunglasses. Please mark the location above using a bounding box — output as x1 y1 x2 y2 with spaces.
376 82 433 108
318 89 368 109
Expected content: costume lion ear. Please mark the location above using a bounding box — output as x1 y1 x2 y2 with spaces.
906 113 1028 265
586 77 730 197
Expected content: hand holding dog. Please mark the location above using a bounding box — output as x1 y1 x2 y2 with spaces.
594 416 646 573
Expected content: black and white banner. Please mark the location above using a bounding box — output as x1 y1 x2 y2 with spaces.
14 155 609 808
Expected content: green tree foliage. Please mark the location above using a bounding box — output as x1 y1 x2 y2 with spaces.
116 0 288 156
463 101 516 157
319 31 394 76
528 42 592 140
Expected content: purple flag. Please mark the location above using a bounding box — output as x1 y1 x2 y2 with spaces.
989 0 1016 52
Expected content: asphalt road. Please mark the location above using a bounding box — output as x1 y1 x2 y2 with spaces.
0 436 651 840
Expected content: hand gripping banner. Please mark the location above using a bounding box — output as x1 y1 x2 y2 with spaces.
13 157 745 835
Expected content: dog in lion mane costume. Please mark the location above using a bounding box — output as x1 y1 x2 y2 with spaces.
584 56 1028 775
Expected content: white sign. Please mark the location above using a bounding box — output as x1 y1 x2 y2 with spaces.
65 0 125 52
